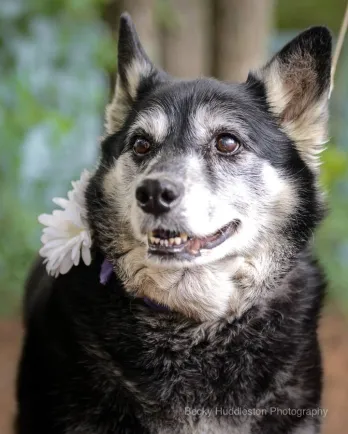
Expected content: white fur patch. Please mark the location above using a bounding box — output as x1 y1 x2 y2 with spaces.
190 104 248 144
127 106 169 143
261 161 297 219
117 245 243 322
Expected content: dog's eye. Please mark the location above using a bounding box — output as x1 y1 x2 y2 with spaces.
133 137 151 155
215 134 240 154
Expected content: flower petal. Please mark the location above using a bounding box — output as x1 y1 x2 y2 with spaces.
82 231 92 248
41 238 66 251
52 197 69 209
71 242 81 266
82 245 92 266
59 253 73 275
38 213 56 226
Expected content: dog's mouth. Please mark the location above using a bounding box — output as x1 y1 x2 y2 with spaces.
147 221 239 259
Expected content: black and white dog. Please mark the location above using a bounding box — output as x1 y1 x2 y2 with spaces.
16 13 332 434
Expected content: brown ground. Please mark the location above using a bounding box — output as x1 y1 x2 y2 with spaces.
0 307 347 433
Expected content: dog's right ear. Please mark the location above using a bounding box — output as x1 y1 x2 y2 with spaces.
106 13 163 134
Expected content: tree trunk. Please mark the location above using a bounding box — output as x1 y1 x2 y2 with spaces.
162 0 212 78
213 0 274 82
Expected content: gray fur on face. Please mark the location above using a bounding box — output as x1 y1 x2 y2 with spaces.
98 99 299 321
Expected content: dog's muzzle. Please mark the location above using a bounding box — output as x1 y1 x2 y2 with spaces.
134 176 240 261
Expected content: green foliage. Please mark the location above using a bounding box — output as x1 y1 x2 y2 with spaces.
321 146 348 189
277 0 347 32
0 0 114 315
317 146 348 310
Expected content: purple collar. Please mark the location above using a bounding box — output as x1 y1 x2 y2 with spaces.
100 259 170 312
100 259 114 285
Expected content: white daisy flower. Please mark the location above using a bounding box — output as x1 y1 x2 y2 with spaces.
38 170 92 277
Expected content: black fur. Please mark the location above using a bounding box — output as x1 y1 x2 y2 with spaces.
16 250 326 434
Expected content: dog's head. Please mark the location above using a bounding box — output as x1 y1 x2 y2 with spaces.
87 14 332 320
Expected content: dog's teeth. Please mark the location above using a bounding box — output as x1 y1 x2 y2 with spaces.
180 233 188 242
149 232 189 247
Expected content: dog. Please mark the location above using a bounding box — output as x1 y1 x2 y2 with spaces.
16 12 332 434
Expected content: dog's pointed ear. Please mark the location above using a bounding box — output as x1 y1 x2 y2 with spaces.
252 27 332 170
106 13 164 134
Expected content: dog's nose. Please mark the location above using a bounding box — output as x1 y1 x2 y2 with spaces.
136 178 182 215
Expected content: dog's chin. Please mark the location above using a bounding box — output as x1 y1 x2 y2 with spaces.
142 220 240 265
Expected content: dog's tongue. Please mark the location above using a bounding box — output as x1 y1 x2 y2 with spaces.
187 229 223 255
187 238 201 255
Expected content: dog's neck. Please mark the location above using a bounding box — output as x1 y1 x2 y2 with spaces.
114 240 294 322
100 258 170 312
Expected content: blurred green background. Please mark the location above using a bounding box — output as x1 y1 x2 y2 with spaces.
0 0 348 316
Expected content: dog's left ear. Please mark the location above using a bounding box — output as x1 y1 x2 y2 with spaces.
253 27 332 170
106 13 165 134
